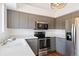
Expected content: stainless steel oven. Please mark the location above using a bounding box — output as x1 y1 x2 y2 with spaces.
34 32 50 56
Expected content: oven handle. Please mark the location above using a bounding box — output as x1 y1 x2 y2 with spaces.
39 38 46 40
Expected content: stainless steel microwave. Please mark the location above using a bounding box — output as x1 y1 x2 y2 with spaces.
35 22 48 30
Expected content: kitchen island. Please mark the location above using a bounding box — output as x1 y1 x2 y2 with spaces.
0 37 36 56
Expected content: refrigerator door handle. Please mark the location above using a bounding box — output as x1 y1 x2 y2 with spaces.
71 24 76 55
74 25 76 47
71 24 74 45
71 24 76 45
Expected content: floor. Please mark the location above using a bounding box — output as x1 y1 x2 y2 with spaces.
47 52 64 56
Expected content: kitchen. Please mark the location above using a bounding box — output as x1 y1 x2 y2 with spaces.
0 3 79 56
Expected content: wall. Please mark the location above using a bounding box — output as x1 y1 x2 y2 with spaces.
0 3 9 43
0 4 3 32
8 29 35 37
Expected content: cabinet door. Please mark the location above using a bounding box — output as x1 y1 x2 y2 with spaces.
56 19 65 29
48 18 55 29
33 15 40 22
50 37 56 51
38 16 48 22
19 12 29 29
7 10 55 29
28 14 35 29
65 18 74 32
7 10 12 28
7 10 19 28
33 15 48 23
56 37 66 54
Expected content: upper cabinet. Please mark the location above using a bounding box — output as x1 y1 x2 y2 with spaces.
55 11 79 29
7 10 55 29
7 10 19 28
7 10 29 29
28 14 36 29
55 18 65 29
18 12 29 29
48 18 55 29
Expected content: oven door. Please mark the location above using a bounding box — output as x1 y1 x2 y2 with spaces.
39 39 46 49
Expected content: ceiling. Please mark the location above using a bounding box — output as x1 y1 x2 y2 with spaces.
25 3 52 10
6 3 79 18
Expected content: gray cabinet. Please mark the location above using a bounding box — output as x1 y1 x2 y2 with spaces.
28 14 35 29
38 16 49 22
7 10 55 29
7 10 29 29
19 12 29 29
65 18 75 32
7 10 11 28
56 18 65 29
50 37 56 51
55 12 76 29
7 10 19 28
48 18 55 29
65 19 72 32
56 37 66 54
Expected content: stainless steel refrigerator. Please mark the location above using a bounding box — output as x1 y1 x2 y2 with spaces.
65 18 79 56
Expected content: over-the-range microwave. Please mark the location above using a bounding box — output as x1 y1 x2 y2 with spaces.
35 21 48 30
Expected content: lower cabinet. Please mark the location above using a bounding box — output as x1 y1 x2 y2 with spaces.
50 37 56 51
56 37 66 54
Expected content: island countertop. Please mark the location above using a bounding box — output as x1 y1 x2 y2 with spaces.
0 38 35 56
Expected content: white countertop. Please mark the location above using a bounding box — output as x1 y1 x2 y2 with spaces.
15 36 38 39
10 35 38 39
0 38 35 56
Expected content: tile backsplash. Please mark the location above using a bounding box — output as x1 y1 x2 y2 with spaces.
8 29 66 38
